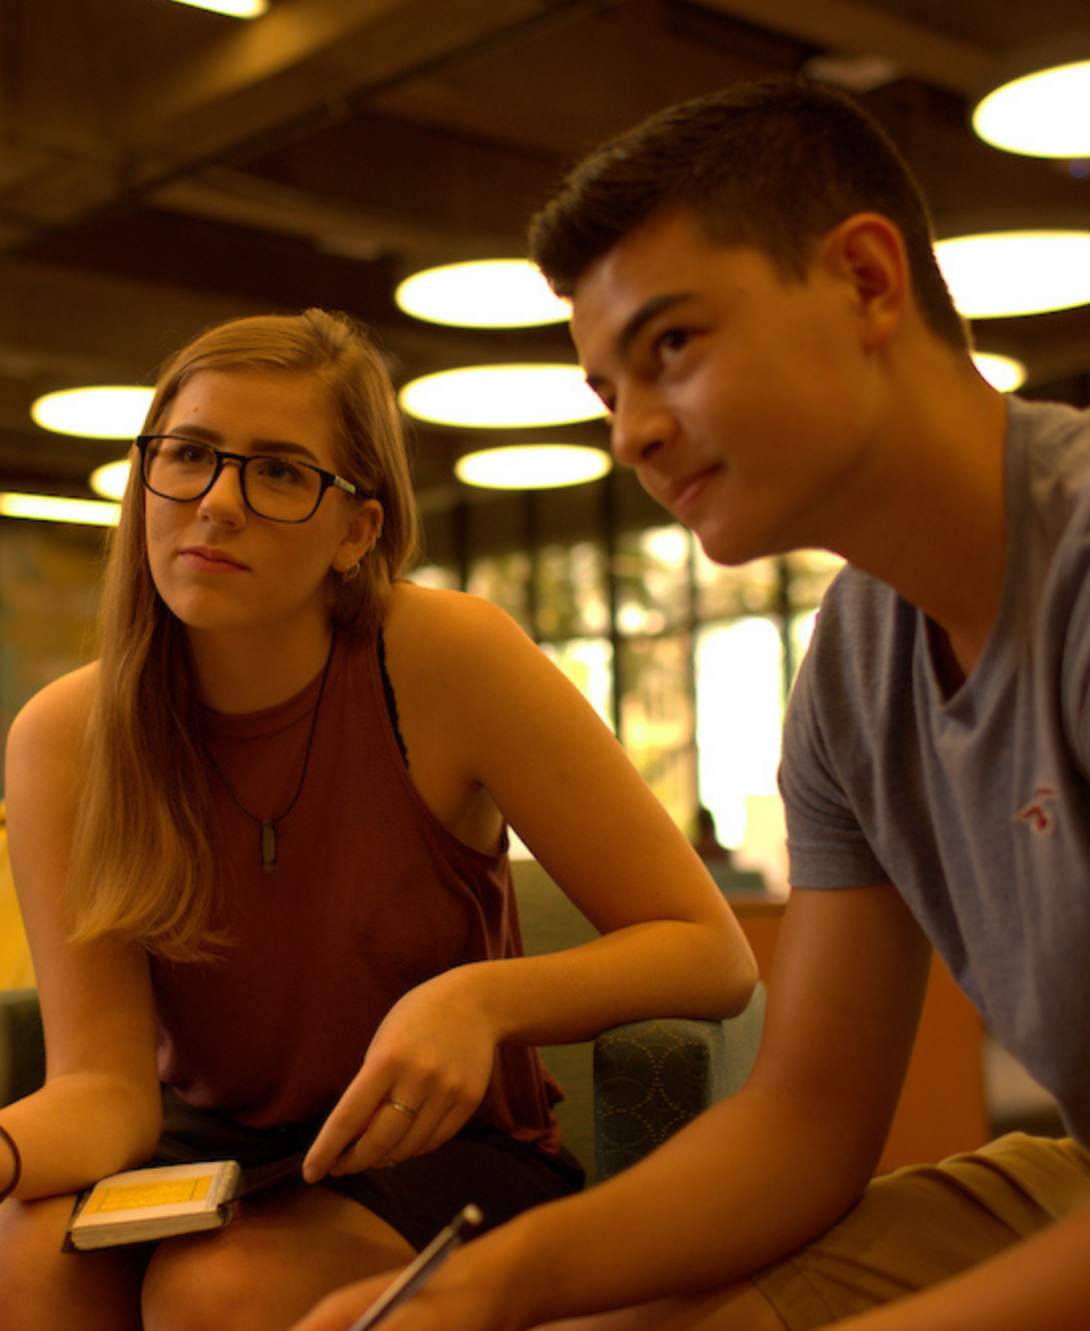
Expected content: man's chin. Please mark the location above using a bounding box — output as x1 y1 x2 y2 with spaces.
695 526 762 569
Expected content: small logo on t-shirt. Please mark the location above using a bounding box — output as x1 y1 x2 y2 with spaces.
1014 783 1059 834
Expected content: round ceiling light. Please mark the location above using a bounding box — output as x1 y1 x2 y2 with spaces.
935 231 1090 317
168 0 268 16
971 352 1027 392
0 493 120 526
396 259 569 328
90 458 133 500
455 444 611 490
31 386 154 439
399 365 605 428
973 50 1090 158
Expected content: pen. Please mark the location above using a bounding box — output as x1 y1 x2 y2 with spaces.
345 1203 484 1330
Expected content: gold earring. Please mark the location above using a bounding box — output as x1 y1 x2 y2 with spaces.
341 561 362 582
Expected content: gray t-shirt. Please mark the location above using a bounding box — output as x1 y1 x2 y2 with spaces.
780 395 1090 1144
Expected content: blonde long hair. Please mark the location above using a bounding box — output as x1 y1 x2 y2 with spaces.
66 309 420 960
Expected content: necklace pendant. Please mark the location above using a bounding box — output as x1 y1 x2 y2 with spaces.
261 820 277 873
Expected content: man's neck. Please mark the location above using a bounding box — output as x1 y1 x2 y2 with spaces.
835 363 1010 682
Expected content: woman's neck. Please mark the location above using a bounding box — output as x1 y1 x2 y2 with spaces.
186 617 336 714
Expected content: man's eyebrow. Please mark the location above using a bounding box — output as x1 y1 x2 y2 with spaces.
614 291 693 360
584 291 695 400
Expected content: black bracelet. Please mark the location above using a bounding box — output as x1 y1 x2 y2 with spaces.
0 1124 21 1203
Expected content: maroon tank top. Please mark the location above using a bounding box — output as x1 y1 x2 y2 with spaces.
152 630 561 1150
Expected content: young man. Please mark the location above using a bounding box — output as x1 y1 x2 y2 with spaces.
294 76 1090 1331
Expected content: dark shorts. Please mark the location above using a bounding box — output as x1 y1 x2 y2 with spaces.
152 1088 584 1252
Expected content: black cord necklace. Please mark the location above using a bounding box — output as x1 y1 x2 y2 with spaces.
206 631 337 873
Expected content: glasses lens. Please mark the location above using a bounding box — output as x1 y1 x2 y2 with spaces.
142 438 324 521
244 456 322 521
144 436 216 500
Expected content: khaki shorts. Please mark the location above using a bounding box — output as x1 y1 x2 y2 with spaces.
752 1134 1090 1330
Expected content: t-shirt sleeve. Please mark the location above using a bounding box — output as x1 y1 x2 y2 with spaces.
779 607 891 890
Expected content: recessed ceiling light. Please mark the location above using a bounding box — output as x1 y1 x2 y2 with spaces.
973 43 1090 158
935 231 1090 317
971 352 1027 392
168 0 268 17
804 53 899 93
90 459 132 501
0 493 120 526
31 386 154 439
455 444 611 490
396 260 569 328
399 365 605 428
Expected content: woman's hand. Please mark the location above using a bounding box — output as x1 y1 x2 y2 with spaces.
303 966 498 1182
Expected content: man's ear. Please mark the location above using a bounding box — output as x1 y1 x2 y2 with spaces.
819 213 909 351
333 498 384 575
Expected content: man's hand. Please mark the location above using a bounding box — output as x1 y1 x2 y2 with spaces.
290 1273 397 1331
289 1235 526 1331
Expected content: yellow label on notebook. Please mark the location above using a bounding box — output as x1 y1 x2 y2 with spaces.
86 1175 213 1213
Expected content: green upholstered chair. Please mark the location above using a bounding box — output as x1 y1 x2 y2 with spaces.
0 987 45 1107
592 996 764 1179
515 858 764 1179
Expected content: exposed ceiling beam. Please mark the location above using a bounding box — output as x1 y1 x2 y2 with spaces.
690 0 996 94
152 169 517 268
117 0 592 160
0 0 594 243
0 256 267 391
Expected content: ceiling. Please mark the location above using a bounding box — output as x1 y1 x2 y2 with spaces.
2 0 1089 521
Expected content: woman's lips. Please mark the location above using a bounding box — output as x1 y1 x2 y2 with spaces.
179 546 248 573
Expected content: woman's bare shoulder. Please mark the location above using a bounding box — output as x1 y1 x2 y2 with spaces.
381 582 544 731
7 661 99 758
385 580 526 652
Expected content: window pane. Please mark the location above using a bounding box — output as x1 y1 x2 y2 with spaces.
467 551 533 633
696 616 785 888
614 525 692 635
618 632 696 827
695 546 783 621
417 506 464 589
536 540 609 639
412 563 460 591
540 637 614 731
790 608 821 686
785 550 844 688
784 549 845 613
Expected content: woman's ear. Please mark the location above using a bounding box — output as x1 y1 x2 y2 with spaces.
332 498 384 575
819 213 909 352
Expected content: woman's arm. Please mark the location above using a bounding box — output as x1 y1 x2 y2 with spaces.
294 886 933 1331
305 587 756 1178
396 586 756 1033
1 668 162 1199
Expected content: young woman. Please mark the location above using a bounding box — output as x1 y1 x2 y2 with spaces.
0 309 755 1331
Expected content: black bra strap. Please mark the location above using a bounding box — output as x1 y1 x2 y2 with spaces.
376 628 409 767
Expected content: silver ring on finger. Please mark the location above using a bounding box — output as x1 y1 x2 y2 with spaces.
383 1097 419 1120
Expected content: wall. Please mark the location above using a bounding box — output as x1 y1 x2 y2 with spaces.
0 520 106 789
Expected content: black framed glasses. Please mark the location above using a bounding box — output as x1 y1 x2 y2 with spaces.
136 434 360 524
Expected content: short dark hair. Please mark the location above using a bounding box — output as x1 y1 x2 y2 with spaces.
529 76 968 350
